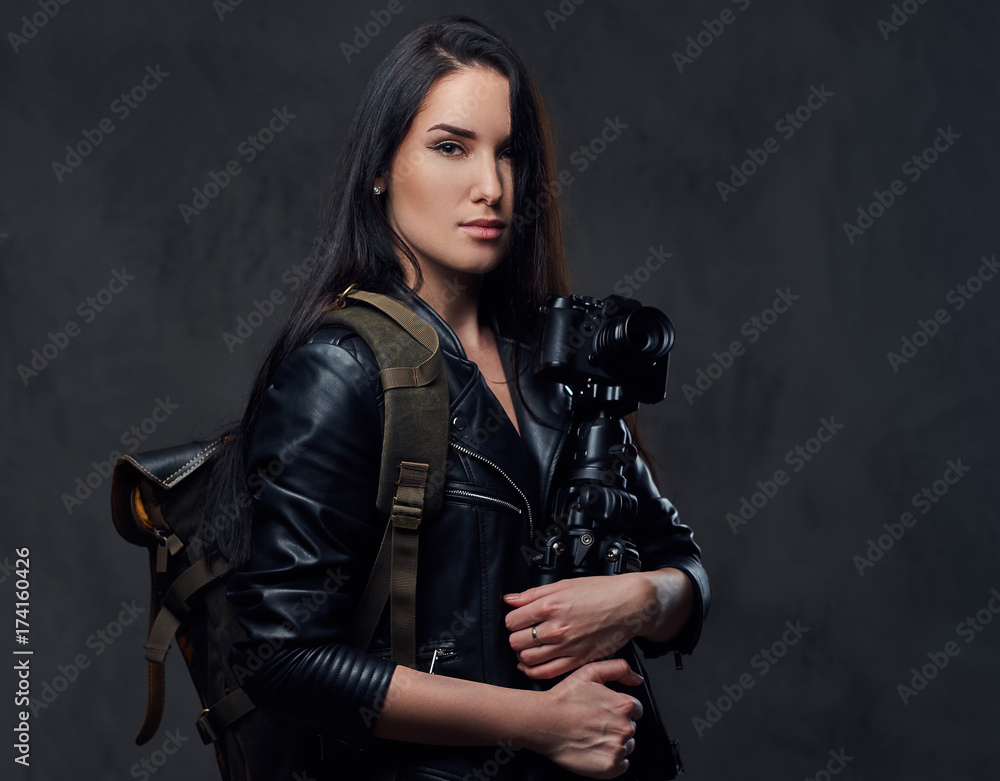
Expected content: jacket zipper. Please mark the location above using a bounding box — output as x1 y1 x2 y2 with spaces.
372 644 458 667
450 440 534 542
426 646 457 674
443 488 522 517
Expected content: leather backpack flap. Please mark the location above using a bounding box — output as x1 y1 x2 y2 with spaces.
111 439 227 549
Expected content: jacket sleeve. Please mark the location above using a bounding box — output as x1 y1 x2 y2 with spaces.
626 455 711 659
226 330 397 754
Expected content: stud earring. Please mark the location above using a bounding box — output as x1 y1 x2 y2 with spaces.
373 185 383 195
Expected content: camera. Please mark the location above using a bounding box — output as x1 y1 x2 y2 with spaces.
535 294 674 409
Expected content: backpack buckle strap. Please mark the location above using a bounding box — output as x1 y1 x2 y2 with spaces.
390 461 429 530
196 688 256 744
155 531 169 573
195 709 216 744
153 531 184 574
389 523 419 668
145 558 230 663
390 506 422 530
389 461 427 668
134 608 167 745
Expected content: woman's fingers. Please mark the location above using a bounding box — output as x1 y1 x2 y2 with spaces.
540 659 645 778
517 656 577 679
513 627 633 679
573 657 644 688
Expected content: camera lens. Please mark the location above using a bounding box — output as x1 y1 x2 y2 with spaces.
595 306 674 368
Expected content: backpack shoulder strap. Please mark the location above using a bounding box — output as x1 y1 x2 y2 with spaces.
322 289 450 668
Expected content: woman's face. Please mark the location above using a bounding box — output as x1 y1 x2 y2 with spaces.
381 66 514 290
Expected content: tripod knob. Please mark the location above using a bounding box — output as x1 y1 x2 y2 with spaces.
609 443 637 466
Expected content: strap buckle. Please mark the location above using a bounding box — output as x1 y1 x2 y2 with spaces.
390 507 422 530
196 708 217 744
390 461 429 530
329 283 357 311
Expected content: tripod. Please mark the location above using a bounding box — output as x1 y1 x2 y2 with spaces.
532 383 644 586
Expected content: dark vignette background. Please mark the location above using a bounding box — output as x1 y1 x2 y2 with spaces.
2 1 998 778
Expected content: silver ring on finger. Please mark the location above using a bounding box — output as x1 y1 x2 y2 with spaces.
531 624 543 647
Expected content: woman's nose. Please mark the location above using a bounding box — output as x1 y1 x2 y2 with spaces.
471 157 505 205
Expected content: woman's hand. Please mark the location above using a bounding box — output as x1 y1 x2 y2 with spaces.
528 658 644 779
504 568 693 679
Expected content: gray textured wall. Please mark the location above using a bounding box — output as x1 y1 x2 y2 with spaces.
2 1 997 779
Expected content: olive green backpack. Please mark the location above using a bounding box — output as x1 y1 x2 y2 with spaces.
110 290 449 779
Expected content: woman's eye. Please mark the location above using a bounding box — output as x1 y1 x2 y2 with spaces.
430 141 464 156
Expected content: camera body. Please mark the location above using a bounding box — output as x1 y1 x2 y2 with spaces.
535 294 674 409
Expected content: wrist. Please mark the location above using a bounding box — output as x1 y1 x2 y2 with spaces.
630 568 694 643
514 688 558 754
626 571 663 639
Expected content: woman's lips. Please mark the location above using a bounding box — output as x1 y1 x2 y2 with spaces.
460 220 506 240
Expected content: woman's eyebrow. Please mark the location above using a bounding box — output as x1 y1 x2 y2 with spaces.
427 122 476 139
426 123 512 148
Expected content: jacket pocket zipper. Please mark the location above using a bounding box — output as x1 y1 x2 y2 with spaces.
443 488 522 517
450 440 534 542
371 644 458 672
426 646 457 674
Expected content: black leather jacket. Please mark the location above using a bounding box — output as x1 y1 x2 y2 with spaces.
227 282 710 780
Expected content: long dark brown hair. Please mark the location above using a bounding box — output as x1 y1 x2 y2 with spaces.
207 15 570 565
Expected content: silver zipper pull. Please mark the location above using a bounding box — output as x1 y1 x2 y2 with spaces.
428 648 439 675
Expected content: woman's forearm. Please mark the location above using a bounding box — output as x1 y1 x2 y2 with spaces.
373 664 547 749
373 657 645 779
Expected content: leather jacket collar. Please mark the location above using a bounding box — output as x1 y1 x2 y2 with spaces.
385 276 572 522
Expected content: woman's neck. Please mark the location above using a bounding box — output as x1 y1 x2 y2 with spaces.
404 262 489 354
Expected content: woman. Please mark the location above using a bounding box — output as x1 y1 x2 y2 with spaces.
217 15 709 780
